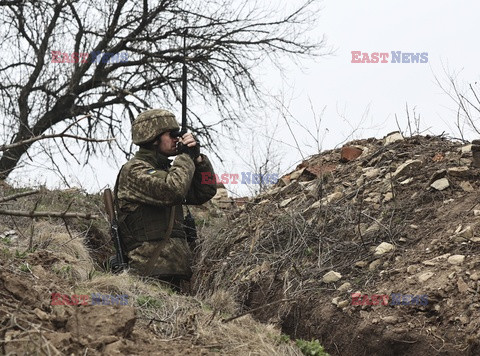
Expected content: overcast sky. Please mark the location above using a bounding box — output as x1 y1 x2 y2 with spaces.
8 0 480 195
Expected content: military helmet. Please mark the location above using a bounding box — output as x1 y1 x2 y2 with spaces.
131 109 180 145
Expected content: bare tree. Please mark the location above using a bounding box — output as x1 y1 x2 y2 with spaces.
0 0 324 180
435 71 480 140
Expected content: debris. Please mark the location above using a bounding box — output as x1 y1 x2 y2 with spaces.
374 242 395 257
430 178 449 191
448 255 466 265
457 277 470 293
417 272 434 283
322 271 342 283
340 146 363 162
384 132 404 145
392 159 422 179
338 282 352 292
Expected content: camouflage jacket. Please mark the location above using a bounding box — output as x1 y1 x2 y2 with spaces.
114 148 217 253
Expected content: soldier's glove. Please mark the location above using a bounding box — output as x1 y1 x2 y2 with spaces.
179 142 201 160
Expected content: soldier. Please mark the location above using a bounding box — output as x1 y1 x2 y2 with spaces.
114 109 217 289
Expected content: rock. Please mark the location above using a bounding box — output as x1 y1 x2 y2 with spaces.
340 146 363 162
474 210 480 217
355 261 368 268
430 178 449 191
289 168 305 181
459 181 475 192
374 242 395 257
369 259 382 271
33 308 49 321
323 271 342 283
392 160 422 179
382 316 398 324
384 132 404 145
407 265 418 274
331 297 340 306
363 168 381 179
457 226 474 239
428 169 447 185
473 144 480 167
338 282 352 292
448 255 465 265
457 277 470 293
422 253 451 266
448 166 470 178
418 272 434 283
461 144 472 153
337 300 350 308
399 177 413 185
383 192 394 203
469 273 480 281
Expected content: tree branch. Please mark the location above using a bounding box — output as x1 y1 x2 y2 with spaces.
0 209 99 220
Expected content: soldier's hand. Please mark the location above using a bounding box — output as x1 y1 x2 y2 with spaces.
179 133 200 159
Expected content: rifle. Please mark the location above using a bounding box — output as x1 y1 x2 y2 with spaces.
103 188 128 273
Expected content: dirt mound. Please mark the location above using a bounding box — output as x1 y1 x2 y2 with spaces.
0 193 302 355
193 134 480 355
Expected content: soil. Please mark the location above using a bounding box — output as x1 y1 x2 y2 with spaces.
193 134 480 355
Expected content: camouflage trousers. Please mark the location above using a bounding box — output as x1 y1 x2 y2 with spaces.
127 238 192 280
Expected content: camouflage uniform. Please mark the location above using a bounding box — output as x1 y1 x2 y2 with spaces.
114 109 216 280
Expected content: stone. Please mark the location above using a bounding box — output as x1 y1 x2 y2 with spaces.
430 178 449 191
407 265 418 274
382 316 398 324
323 271 342 283
355 261 368 268
448 166 470 178
340 146 363 162
337 300 350 308
369 259 382 271
474 210 480 217
338 282 352 292
384 132 404 145
461 144 472 153
399 178 413 185
363 168 381 179
457 277 470 293
428 169 447 185
457 226 474 239
392 160 422 179
33 308 49 321
289 168 305 181
374 242 395 257
331 297 340 306
469 273 480 281
418 272 434 283
459 181 475 192
448 255 465 265
383 192 394 203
